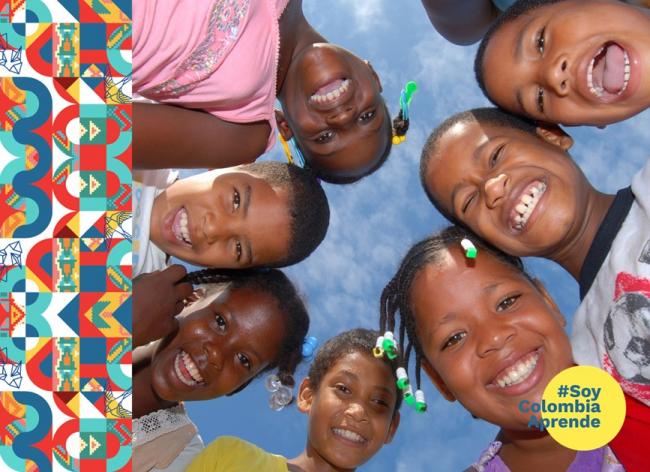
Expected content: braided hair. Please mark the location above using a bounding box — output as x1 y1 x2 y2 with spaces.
379 226 533 399
181 267 309 389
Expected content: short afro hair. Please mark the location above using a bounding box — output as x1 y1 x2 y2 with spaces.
475 0 566 101
419 107 537 223
243 161 330 267
307 328 403 414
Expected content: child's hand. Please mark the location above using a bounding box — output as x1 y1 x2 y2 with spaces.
133 265 193 348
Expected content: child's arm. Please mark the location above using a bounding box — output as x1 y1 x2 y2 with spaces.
133 102 271 170
132 264 193 348
421 0 500 45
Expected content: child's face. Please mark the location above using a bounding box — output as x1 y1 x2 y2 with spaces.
481 0 650 126
410 246 573 430
150 286 286 402
280 44 389 179
424 120 589 258
150 168 291 268
298 352 399 469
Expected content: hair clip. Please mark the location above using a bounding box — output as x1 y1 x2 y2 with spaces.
461 238 478 259
302 336 318 361
403 384 415 407
382 331 399 360
373 335 385 358
392 81 418 145
278 133 306 167
265 373 293 411
396 367 409 390
415 389 427 413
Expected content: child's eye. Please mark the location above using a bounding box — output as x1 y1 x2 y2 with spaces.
215 314 227 332
462 193 476 214
234 241 242 262
237 353 251 370
443 332 466 350
335 383 351 395
358 110 376 123
489 144 505 168
372 397 389 408
497 294 521 311
536 26 546 54
536 88 545 113
315 131 334 144
232 188 240 212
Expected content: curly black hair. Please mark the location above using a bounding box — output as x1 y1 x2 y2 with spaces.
242 161 330 266
419 107 538 224
181 267 309 392
379 226 534 401
475 0 566 102
306 328 403 414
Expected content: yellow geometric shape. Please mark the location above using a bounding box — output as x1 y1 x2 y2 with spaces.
82 378 104 392
82 64 103 78
79 122 88 139
79 176 87 193
25 146 38 170
88 174 101 194
66 212 80 237
25 267 52 293
88 120 101 141
79 436 87 453
88 434 101 455
82 238 103 252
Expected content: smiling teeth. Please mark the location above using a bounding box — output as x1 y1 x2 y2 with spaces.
619 51 630 96
174 208 192 245
310 79 350 104
587 46 605 97
513 181 546 230
332 428 366 443
495 351 540 388
174 350 203 387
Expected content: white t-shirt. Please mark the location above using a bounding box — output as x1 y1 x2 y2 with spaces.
571 157 650 406
133 169 177 277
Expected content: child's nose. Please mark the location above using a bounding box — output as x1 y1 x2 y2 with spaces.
202 211 234 244
344 401 368 422
544 55 570 97
483 173 508 208
203 340 224 372
477 322 516 357
326 105 355 127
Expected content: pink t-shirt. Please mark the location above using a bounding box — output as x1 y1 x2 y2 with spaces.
133 0 290 152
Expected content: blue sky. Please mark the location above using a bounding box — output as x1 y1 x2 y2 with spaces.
183 1 650 470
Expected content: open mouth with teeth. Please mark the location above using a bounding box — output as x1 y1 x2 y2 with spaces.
331 427 368 446
174 349 204 387
587 42 630 99
310 78 351 104
172 207 192 246
491 349 541 389
509 180 547 231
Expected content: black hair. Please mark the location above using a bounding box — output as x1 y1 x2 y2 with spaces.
298 104 395 185
379 226 533 401
307 328 403 413
475 0 566 101
242 162 330 266
181 268 310 391
419 107 537 224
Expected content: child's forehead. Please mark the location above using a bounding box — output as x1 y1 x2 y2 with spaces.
328 351 394 382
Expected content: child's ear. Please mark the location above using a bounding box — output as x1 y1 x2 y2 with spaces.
421 358 456 402
274 109 294 140
363 60 383 93
383 411 400 444
296 377 314 414
531 278 566 327
535 123 573 151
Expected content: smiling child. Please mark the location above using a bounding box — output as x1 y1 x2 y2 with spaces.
133 268 309 472
474 0 650 127
133 162 330 276
133 0 408 184
380 226 625 471
419 107 650 409
187 329 401 472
